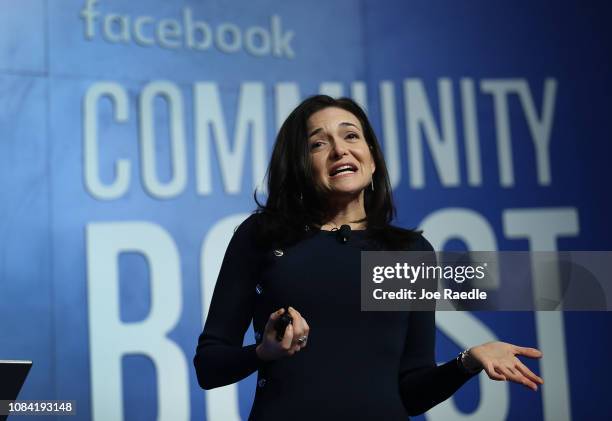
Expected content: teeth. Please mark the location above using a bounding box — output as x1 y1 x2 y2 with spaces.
331 165 355 175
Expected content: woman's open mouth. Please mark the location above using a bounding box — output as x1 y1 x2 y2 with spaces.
329 164 358 178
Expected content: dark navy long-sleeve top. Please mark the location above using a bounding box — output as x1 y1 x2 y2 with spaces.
194 213 478 420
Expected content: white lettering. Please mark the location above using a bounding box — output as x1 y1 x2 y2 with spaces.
271 14 295 58
133 16 155 46
80 0 100 39
404 78 460 188
194 82 267 195
503 207 577 421
481 79 519 187
216 23 242 53
139 81 188 198
516 79 557 186
157 19 182 49
245 26 271 57
380 81 401 190
84 82 131 200
81 6 295 58
87 222 189 421
103 14 131 43
183 8 212 50
460 78 482 186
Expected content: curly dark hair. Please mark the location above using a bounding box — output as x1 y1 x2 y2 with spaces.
252 94 421 250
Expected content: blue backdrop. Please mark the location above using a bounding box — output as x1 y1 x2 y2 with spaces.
1 1 611 420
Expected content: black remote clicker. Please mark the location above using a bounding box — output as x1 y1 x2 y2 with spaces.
273 307 293 341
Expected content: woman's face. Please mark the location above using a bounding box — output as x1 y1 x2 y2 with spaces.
306 107 375 199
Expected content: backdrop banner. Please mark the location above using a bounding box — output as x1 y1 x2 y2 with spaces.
1 1 611 420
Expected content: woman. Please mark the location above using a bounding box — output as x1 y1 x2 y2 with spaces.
194 95 544 420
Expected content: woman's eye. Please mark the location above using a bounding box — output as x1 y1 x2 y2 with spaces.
311 141 324 149
346 133 359 140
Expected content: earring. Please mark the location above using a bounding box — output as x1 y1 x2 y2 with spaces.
371 179 374 191
299 192 304 202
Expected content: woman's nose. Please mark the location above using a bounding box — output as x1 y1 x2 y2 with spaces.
331 139 348 157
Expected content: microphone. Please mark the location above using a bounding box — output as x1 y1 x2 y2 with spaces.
337 224 352 243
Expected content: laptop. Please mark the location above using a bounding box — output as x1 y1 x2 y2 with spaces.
0 360 32 421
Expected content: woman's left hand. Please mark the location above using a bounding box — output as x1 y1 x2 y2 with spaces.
466 341 544 391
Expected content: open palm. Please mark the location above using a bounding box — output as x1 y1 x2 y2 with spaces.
468 341 544 391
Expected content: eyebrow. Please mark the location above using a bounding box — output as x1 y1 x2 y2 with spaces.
308 122 361 138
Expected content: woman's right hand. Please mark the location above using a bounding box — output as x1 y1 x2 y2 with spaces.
256 307 310 361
